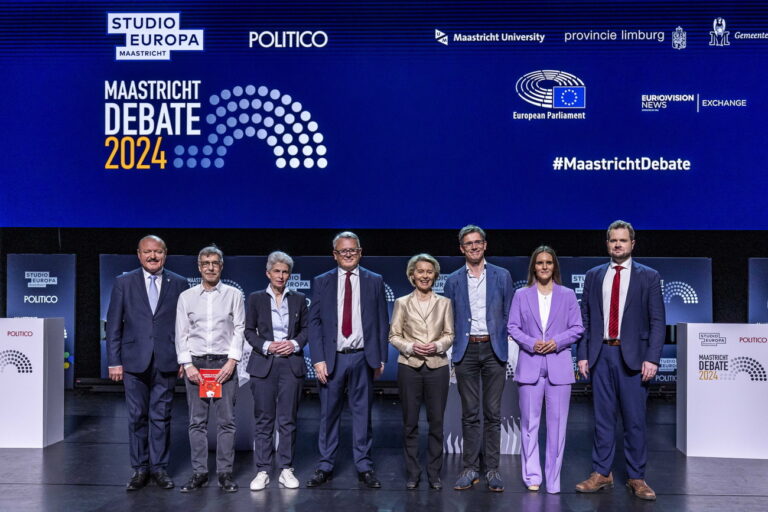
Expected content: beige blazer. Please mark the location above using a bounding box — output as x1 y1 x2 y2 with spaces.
388 291 454 369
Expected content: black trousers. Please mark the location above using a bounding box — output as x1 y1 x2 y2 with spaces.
397 363 449 481
454 341 507 472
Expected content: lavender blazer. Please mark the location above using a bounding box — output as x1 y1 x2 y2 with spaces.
507 284 584 385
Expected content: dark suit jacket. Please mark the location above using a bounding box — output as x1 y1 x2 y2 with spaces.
308 266 389 374
443 262 514 363
577 260 666 371
244 289 309 378
106 267 189 373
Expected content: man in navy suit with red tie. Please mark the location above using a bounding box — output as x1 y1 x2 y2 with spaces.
106 235 189 491
306 231 389 489
575 220 665 501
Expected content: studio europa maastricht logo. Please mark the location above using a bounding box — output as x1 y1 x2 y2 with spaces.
108 12 204 61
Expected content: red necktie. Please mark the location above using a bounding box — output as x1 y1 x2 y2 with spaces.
342 271 352 338
608 265 624 339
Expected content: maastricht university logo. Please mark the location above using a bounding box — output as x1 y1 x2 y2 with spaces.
108 12 204 61
0 350 33 374
515 70 586 109
435 29 448 46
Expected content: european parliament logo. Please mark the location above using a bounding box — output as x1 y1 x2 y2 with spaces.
516 70 586 109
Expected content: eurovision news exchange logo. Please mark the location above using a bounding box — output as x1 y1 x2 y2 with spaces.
107 13 204 61
513 70 586 121
672 27 687 50
25 271 57 288
641 92 748 113
699 354 768 382
0 350 33 374
710 17 730 46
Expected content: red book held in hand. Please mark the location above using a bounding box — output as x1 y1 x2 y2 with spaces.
199 369 222 398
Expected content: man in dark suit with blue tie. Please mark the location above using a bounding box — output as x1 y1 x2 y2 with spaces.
444 225 514 492
306 231 389 489
106 235 189 491
575 220 665 501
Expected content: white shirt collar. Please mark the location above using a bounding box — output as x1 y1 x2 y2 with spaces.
611 257 632 270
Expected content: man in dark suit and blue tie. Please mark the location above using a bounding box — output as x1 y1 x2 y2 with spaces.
575 220 665 501
106 235 189 491
444 225 514 492
306 231 389 489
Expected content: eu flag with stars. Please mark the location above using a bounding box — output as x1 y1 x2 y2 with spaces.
553 86 586 108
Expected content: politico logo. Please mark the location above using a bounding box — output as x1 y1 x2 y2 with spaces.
249 31 328 48
6 331 34 337
24 295 58 304
740 337 768 344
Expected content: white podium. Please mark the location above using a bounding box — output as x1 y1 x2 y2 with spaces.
0 317 65 448
677 323 768 459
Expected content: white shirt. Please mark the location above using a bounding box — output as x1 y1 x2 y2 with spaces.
142 268 163 295
466 262 489 335
538 289 552 334
175 282 245 364
262 286 300 355
336 266 364 350
602 257 632 339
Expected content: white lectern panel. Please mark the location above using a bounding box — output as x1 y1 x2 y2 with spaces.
677 323 768 459
0 318 64 448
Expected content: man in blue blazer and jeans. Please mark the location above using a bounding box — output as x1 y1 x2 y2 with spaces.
106 235 189 491
575 220 665 501
444 225 514 492
306 231 389 489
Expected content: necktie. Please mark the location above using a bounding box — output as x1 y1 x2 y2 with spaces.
607 265 623 339
341 271 352 338
149 275 159 314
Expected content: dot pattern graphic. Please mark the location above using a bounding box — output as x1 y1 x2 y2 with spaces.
174 85 327 170
384 283 396 303
512 280 528 292
721 357 768 381
663 281 699 304
0 350 33 373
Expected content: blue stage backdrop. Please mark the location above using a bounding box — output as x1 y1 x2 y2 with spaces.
2 1 768 229
100 254 710 385
748 259 768 323
7 254 76 388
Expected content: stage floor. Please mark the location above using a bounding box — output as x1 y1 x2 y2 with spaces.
1 391 767 511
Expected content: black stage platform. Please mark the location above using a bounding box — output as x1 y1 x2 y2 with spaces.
2 391 767 512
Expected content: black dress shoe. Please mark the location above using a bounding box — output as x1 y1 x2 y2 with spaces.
218 472 238 492
358 471 381 489
180 473 208 493
429 479 442 490
306 469 333 487
151 470 175 489
126 470 150 491
406 479 419 490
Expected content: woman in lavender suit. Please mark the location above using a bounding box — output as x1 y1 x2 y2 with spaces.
507 246 584 493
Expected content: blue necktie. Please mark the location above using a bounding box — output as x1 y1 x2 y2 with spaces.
149 275 159 314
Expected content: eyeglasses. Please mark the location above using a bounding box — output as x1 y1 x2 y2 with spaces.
461 240 486 248
334 248 361 256
199 260 222 268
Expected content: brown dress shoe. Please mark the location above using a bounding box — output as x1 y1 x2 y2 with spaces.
626 479 656 500
575 472 614 493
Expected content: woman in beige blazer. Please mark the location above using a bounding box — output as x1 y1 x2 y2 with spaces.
389 253 454 490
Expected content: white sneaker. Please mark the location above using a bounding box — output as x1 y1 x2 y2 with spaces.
250 471 269 491
279 468 300 489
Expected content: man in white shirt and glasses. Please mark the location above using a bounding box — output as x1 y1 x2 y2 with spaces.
175 246 245 493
